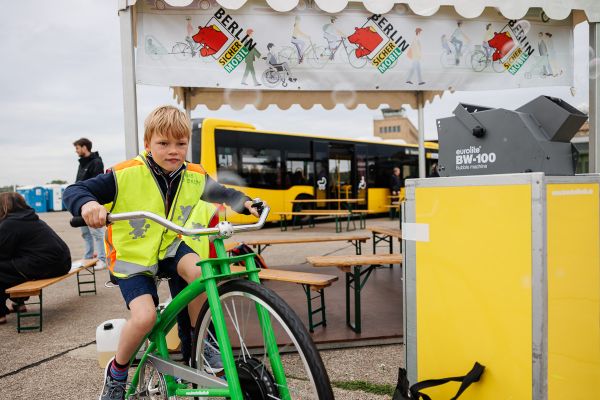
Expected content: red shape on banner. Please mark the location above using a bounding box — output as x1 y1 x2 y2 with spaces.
348 27 383 58
488 32 515 61
192 25 228 57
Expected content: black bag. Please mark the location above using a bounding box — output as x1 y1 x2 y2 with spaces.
230 243 269 269
392 362 485 400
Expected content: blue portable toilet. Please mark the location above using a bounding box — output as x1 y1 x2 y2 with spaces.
43 184 64 211
16 186 48 213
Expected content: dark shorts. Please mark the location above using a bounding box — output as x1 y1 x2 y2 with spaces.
116 242 196 309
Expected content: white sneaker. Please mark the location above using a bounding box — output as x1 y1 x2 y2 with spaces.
94 260 106 271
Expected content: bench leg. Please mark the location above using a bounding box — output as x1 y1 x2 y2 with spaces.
280 216 287 231
77 267 97 295
302 284 327 333
15 293 43 333
345 265 375 334
352 239 362 255
345 213 356 232
335 216 341 233
373 233 393 269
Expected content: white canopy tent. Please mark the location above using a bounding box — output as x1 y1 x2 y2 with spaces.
118 0 600 175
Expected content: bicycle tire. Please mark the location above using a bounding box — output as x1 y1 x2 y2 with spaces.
191 279 334 400
308 45 328 69
172 42 191 61
347 48 367 69
278 46 299 66
440 51 454 68
492 59 505 73
470 51 487 72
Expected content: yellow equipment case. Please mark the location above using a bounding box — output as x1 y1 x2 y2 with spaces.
402 172 600 400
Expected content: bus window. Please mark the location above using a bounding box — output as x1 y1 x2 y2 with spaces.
216 146 240 185
286 149 313 187
240 148 282 188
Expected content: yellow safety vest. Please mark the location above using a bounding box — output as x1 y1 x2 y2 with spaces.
105 153 216 278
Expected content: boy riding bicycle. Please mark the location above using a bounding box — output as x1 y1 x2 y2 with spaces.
63 106 262 400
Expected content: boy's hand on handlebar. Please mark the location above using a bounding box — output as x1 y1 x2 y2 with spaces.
244 200 265 218
81 201 108 228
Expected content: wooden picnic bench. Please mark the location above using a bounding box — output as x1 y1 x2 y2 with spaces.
6 258 99 332
307 253 402 333
231 265 338 332
275 210 371 233
229 234 370 255
368 226 402 267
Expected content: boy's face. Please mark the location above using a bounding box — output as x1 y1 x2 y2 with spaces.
145 132 189 172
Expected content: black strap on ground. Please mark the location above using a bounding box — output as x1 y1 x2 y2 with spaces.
392 362 485 400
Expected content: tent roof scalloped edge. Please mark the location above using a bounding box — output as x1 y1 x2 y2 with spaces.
123 0 600 22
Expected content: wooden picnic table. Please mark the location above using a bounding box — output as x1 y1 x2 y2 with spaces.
368 226 402 267
307 253 403 333
229 234 370 255
291 198 367 213
275 210 368 233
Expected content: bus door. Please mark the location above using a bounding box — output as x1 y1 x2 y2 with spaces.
355 144 368 208
328 143 354 207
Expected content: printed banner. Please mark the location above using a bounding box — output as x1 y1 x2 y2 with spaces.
136 0 574 91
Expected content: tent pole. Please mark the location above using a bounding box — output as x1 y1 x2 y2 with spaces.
590 22 599 173
417 91 425 178
119 5 139 159
184 87 193 161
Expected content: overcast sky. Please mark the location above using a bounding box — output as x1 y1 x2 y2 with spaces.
0 1 592 187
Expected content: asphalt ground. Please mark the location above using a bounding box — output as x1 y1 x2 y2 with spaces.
0 212 404 399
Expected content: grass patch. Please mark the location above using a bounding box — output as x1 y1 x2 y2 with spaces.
332 380 395 396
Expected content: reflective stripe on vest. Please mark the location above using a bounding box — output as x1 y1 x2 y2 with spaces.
105 153 211 278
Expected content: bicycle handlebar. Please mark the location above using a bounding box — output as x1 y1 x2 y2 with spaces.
69 199 269 239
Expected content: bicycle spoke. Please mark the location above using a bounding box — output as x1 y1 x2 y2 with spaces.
224 298 251 361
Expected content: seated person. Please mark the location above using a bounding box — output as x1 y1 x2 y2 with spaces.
265 43 296 82
0 192 71 324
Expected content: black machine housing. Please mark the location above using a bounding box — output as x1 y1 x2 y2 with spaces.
436 96 588 177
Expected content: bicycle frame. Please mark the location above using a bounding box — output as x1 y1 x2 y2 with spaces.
113 208 291 399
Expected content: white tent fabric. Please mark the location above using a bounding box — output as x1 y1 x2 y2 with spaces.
171 88 443 110
123 0 600 22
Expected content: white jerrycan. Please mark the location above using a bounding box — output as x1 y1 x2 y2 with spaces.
96 319 126 368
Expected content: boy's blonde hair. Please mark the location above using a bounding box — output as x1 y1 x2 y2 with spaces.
144 105 191 144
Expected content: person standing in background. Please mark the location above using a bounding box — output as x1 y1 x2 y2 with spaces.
73 138 106 269
390 167 402 194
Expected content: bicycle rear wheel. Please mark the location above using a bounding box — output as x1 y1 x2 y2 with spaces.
191 279 334 400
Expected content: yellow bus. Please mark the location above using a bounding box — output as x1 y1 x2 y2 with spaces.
192 118 439 223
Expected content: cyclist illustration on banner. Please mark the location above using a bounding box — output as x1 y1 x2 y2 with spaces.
170 8 260 74
315 16 366 69
171 16 215 61
440 21 473 68
487 20 536 75
346 14 409 74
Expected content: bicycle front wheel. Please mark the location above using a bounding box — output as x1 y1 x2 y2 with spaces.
470 51 487 72
191 279 334 400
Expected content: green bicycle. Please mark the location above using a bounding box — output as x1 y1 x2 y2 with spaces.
76 203 334 399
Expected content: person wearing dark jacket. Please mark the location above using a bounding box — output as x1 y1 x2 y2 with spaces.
390 167 402 196
73 137 106 269
0 192 71 324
